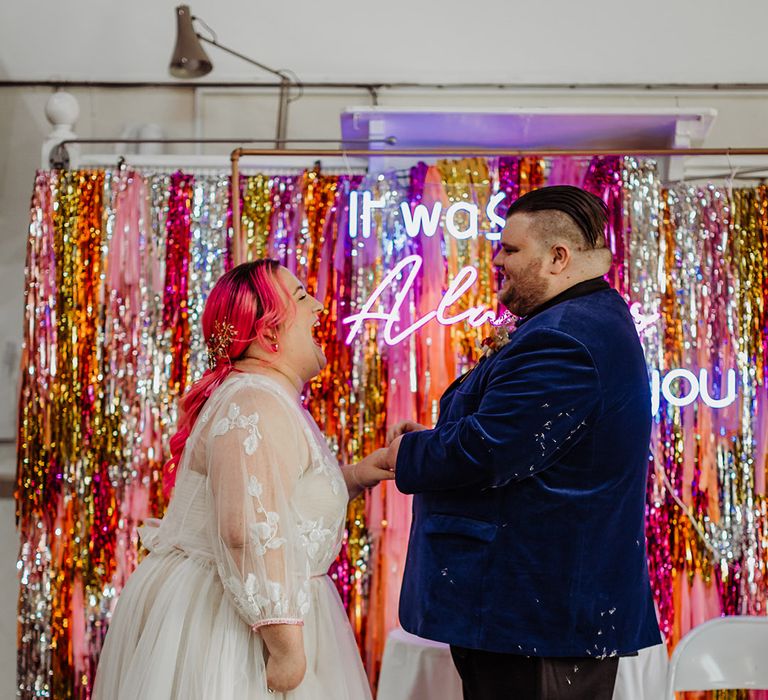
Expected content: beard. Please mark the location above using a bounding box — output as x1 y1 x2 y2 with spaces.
497 263 549 318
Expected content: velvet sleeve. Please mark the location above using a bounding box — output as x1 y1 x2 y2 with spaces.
394 328 602 494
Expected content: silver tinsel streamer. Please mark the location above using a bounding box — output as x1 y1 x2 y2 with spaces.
623 158 664 370
187 174 231 383
627 158 767 632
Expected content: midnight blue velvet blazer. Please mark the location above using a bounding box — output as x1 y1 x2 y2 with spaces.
395 288 661 657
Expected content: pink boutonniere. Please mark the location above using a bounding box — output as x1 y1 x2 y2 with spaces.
479 310 516 358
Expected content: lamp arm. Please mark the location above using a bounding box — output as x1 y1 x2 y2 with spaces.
196 34 293 83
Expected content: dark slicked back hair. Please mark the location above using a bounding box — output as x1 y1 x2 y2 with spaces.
505 185 609 250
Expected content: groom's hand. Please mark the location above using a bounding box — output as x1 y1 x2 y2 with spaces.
386 420 428 445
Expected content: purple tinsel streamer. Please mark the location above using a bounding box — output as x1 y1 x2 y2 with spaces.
497 157 520 218
583 157 626 296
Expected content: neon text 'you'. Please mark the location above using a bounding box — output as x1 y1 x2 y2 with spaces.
651 368 737 415
348 191 506 241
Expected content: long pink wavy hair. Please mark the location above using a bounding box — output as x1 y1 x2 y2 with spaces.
162 259 295 496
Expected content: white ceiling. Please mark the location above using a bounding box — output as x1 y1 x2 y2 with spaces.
0 0 765 84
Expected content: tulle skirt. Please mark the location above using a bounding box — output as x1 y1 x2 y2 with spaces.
93 549 372 700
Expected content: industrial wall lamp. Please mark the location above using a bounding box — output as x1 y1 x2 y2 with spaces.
170 4 301 147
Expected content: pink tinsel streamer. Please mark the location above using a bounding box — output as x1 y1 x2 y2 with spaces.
163 172 194 393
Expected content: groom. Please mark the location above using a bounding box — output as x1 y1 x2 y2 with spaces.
386 186 661 699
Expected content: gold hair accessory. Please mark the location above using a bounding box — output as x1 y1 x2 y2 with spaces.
207 320 237 369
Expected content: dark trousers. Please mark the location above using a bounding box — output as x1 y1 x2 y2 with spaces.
450 646 619 700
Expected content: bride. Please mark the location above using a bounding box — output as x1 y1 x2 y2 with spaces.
93 260 392 699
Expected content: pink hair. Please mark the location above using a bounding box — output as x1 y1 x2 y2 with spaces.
162 260 295 496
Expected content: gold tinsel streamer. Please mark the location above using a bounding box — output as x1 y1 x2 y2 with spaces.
18 171 58 529
519 156 546 197
52 170 108 699
731 187 767 385
299 172 383 647
301 171 338 296
240 174 272 261
436 158 496 369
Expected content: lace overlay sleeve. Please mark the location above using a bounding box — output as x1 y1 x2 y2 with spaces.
206 383 311 629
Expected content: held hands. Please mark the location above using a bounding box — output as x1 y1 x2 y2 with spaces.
353 448 395 488
344 420 428 499
346 448 394 499
386 420 428 445
384 420 429 473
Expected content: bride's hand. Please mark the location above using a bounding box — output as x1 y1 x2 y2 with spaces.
266 647 306 693
386 420 428 445
261 624 305 693
345 448 394 499
352 448 395 487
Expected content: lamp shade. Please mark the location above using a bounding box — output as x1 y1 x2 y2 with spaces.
169 5 212 79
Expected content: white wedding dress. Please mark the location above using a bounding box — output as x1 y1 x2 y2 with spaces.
93 372 372 700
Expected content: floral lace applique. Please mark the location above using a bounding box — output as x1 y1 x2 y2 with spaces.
306 441 344 496
296 581 311 616
212 402 263 455
249 512 285 556
247 475 263 498
297 516 335 560
223 573 311 622
246 476 286 555
223 572 261 620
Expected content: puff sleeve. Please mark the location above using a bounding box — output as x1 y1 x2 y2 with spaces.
206 386 311 629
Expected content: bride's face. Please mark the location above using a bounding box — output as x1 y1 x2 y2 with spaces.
274 267 326 382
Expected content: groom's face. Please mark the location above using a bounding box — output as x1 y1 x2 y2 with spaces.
492 213 551 317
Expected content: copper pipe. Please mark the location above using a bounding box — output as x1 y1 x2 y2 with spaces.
230 151 241 263
232 147 768 158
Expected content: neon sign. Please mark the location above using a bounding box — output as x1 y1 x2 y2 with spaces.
348 191 506 241
341 255 739 413
342 254 496 345
651 368 737 414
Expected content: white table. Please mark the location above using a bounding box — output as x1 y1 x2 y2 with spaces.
376 627 668 700
376 628 463 700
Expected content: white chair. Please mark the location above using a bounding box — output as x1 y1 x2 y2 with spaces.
665 615 768 698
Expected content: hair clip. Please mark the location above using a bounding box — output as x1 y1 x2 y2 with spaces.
206 319 237 369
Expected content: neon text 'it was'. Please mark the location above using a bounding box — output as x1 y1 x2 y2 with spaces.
348 191 506 241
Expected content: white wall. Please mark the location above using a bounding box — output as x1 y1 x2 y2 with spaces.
1 0 767 84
